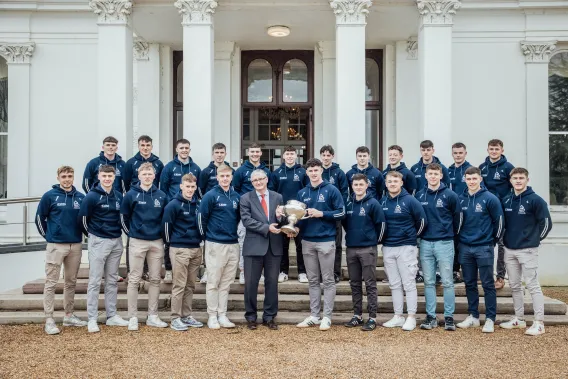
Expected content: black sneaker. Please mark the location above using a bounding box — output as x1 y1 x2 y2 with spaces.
361 319 377 331
453 271 463 283
415 273 424 283
435 273 442 285
420 315 438 330
445 317 456 331
334 275 341 284
344 315 363 328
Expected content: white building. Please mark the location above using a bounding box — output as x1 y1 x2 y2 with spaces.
0 0 567 283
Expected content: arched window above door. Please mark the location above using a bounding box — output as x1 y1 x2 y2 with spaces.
282 59 308 103
247 59 273 103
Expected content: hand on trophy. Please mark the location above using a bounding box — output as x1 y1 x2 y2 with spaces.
306 208 324 218
269 223 281 234
276 205 284 218
283 227 299 238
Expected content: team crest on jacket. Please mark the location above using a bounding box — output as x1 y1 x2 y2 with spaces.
317 194 325 202
115 169 121 176
294 174 300 181
518 205 526 215
233 201 237 209
436 199 444 208
475 203 483 212
73 200 80 209
394 205 402 213
116 201 120 210
154 199 161 208
329 177 335 184
493 171 500 180
359 207 366 216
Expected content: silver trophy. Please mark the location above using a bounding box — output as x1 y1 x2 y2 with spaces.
281 200 310 237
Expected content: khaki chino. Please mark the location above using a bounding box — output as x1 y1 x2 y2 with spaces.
127 238 164 318
170 247 202 319
44 242 82 318
205 241 239 317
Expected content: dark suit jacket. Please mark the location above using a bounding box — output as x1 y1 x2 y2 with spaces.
240 190 284 257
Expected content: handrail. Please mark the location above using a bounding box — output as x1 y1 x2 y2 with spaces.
0 197 41 205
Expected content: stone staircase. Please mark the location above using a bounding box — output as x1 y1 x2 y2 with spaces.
1 245 567 326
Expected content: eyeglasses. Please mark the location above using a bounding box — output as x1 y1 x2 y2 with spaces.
251 177 267 183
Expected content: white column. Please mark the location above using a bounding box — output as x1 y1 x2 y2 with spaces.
522 41 556 204
89 0 134 158
135 41 162 155
230 45 241 166
383 43 396 162
159 45 173 158
317 41 336 150
214 41 235 157
417 0 461 164
330 0 371 169
174 0 216 167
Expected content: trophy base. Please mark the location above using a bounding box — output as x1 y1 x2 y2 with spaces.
281 225 298 237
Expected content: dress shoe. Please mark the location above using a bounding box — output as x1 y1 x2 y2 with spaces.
263 319 278 330
247 320 257 330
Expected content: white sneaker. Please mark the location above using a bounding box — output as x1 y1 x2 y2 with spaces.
200 271 208 284
296 316 321 328
44 319 60 335
106 315 129 327
207 316 220 330
259 275 265 284
298 273 309 283
500 317 527 329
402 317 417 331
63 314 88 327
383 315 405 328
218 315 236 328
525 321 545 336
457 315 481 329
128 317 139 331
278 272 288 283
319 317 331 331
164 270 173 281
482 319 495 333
239 271 245 285
88 320 100 333
146 315 168 328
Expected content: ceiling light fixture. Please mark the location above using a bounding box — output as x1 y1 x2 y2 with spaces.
267 25 290 38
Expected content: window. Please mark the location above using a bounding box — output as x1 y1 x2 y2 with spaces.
549 51 568 205
282 59 308 102
0 57 6 199
173 51 183 150
365 50 383 168
247 59 273 103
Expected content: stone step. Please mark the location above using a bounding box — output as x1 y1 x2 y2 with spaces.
1 293 565 315
289 254 384 267
22 278 513 297
2 310 568 326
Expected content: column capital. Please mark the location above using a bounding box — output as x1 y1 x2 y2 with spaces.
521 41 557 63
329 0 372 25
89 0 132 24
174 0 218 25
417 0 461 25
134 40 149 60
406 39 418 60
0 42 35 64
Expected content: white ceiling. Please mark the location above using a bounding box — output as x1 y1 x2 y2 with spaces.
132 0 419 50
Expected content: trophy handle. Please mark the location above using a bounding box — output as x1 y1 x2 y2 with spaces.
300 211 311 220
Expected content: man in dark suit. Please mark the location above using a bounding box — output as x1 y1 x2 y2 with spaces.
240 169 285 330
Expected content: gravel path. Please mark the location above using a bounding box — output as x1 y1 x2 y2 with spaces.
1 323 567 378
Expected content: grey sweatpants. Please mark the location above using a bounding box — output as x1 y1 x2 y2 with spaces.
87 234 123 321
302 240 336 319
504 247 544 321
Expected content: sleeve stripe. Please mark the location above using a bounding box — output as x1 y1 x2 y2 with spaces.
120 214 130 234
496 215 503 238
84 178 90 192
417 218 425 235
82 216 89 234
198 213 204 236
540 218 549 238
378 222 385 242
333 206 345 218
36 215 46 237
164 222 170 243
457 212 463 235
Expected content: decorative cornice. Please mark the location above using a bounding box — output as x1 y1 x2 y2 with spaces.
214 41 235 61
317 41 336 62
89 0 132 24
174 0 218 25
134 40 149 60
329 0 372 25
406 39 418 60
0 42 35 64
521 41 557 63
416 0 461 25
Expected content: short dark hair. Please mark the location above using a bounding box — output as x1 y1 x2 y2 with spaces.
212 142 226 152
420 140 434 149
103 136 118 144
465 166 481 176
510 167 529 177
320 145 335 156
99 165 116 174
284 145 296 153
452 142 467 150
488 139 504 148
426 163 442 173
176 138 190 147
388 145 403 154
305 158 323 169
352 173 368 183
249 142 262 149
356 146 370 155
138 135 152 144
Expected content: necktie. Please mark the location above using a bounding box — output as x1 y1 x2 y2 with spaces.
260 194 268 219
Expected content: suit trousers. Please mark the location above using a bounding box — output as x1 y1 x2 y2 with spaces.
281 234 305 275
244 248 281 322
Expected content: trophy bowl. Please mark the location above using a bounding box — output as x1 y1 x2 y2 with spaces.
281 200 309 237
